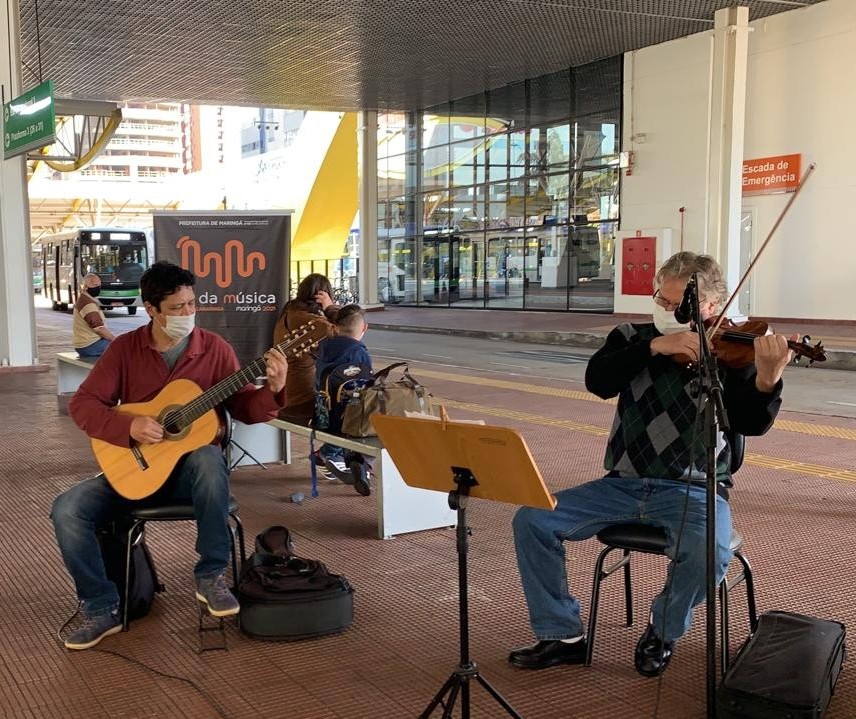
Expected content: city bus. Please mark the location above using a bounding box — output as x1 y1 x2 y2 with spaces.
42 228 150 315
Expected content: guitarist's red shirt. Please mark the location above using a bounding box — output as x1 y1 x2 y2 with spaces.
69 324 286 448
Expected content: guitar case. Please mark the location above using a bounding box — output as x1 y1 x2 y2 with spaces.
237 526 354 641
717 611 846 718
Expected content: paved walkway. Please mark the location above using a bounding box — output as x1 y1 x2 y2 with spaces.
6 317 856 718
370 306 856 370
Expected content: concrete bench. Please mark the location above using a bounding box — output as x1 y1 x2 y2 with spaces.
268 418 457 540
57 352 99 413
57 351 98 394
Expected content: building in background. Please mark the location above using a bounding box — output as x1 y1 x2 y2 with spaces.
376 57 622 312
65 102 190 181
240 109 307 158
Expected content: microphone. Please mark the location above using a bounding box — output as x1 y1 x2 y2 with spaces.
673 275 696 324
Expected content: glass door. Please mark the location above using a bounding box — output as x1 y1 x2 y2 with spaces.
486 234 524 308
453 234 484 307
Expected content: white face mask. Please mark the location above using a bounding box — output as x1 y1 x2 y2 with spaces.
652 303 691 335
162 313 196 341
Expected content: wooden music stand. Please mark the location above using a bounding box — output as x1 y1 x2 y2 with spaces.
372 411 556 719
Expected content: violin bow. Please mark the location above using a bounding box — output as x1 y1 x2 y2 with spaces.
707 162 817 340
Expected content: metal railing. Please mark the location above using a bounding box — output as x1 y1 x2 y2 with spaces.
290 258 360 304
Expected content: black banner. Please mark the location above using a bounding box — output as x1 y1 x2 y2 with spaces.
153 212 290 366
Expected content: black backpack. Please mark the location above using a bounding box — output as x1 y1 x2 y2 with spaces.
315 361 374 434
237 525 354 640
98 522 164 621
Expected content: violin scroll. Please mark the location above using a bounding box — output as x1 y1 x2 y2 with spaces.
789 335 827 366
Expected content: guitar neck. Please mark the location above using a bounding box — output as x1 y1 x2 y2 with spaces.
174 330 312 428
179 359 268 426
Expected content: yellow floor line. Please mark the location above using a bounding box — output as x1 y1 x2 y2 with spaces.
438 397 856 484
420 367 856 441
744 455 856 483
416 368 614 404
774 420 856 441
440 398 610 437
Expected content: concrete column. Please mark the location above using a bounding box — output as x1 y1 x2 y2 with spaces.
357 111 378 305
705 5 750 310
0 0 39 367
408 111 424 304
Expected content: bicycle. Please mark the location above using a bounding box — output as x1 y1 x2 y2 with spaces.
331 279 359 305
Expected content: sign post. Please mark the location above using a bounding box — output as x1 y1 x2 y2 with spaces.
3 80 56 159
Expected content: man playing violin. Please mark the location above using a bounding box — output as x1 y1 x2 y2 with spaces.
509 251 793 677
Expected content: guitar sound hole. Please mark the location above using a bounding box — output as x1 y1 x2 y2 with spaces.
161 411 183 437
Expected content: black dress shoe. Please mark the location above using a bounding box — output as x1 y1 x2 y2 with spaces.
508 639 587 670
634 625 675 677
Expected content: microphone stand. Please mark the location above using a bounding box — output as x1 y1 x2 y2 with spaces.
686 272 729 718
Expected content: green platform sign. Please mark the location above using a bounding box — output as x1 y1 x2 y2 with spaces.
3 80 56 160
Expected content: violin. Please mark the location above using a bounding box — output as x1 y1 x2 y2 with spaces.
673 162 825 370
674 317 828 368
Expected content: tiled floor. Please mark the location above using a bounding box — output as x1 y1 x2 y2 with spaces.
2 311 855 718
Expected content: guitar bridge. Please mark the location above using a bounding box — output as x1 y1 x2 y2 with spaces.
131 445 149 471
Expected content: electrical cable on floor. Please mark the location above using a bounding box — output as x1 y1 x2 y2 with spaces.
651 390 706 719
57 604 231 719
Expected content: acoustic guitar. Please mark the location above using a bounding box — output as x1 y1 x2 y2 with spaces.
92 321 327 500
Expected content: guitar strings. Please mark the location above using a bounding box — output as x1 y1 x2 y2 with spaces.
170 328 319 428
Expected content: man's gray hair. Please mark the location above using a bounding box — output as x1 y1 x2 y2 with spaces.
655 251 727 306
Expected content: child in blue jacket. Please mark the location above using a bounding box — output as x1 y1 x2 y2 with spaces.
314 304 372 496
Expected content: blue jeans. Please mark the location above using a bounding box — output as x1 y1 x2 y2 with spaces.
318 443 344 463
76 338 109 358
512 476 733 644
51 445 231 615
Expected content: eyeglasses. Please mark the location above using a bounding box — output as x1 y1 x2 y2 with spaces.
652 290 681 312
653 288 710 312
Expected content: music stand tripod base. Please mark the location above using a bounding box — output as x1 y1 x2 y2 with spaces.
418 468 524 719
228 439 268 471
369 413 555 719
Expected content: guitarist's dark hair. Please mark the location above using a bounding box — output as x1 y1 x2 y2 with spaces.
140 261 196 311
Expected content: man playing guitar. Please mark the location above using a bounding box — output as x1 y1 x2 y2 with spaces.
51 261 289 650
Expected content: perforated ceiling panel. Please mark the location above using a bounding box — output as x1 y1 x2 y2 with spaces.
17 0 827 110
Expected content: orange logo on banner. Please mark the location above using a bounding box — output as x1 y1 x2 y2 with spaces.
177 236 266 288
742 154 801 196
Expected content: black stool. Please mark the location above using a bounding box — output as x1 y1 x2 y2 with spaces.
584 523 758 672
122 495 246 631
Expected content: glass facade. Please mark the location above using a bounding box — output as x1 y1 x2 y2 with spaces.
376 57 622 311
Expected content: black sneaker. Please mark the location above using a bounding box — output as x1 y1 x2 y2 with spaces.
349 459 371 496
313 451 339 481
323 457 356 485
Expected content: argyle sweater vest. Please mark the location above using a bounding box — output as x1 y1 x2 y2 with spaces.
603 324 728 481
